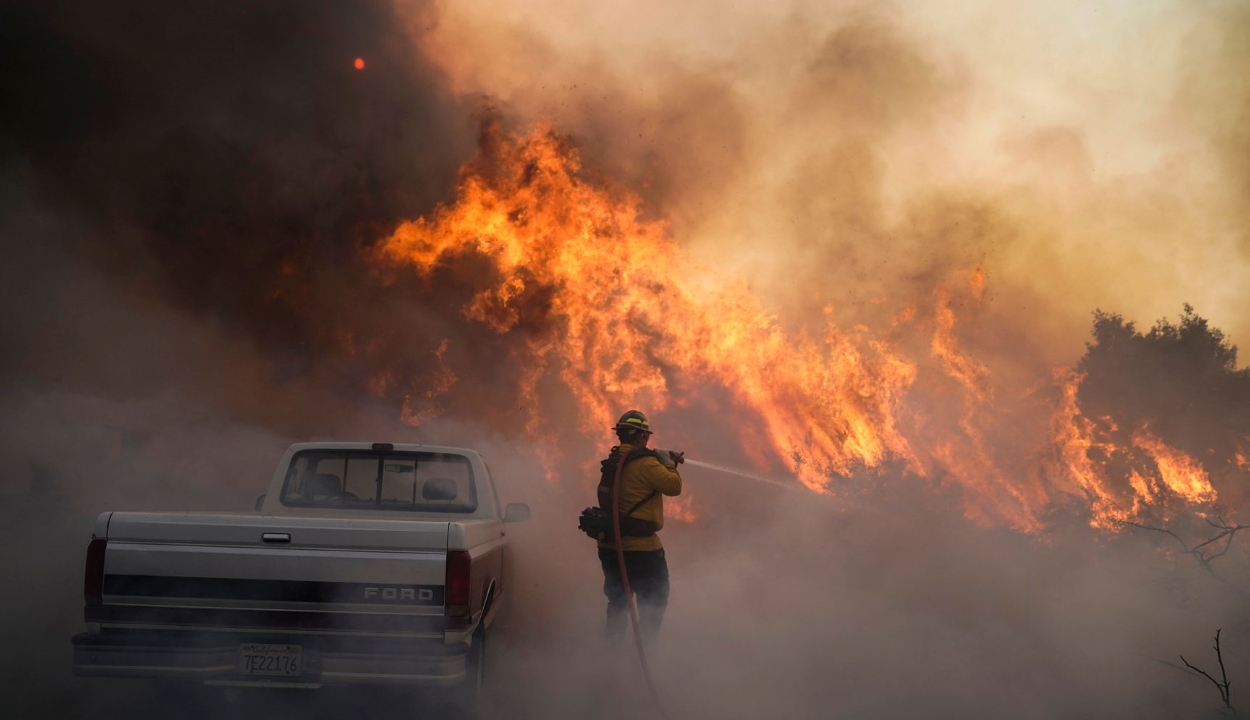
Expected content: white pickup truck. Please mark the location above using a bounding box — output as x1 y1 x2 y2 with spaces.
71 441 530 716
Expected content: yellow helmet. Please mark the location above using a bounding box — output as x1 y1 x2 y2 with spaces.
613 410 652 434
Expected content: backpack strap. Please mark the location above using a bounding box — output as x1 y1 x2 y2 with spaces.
623 448 659 464
624 490 658 517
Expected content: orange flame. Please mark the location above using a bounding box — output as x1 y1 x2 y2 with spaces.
1046 370 1130 528
1132 428 1217 505
1045 370 1218 527
399 339 459 428
373 123 1230 532
665 494 699 524
378 125 920 491
968 266 986 304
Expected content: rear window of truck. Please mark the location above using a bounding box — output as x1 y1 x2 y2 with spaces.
280 450 477 513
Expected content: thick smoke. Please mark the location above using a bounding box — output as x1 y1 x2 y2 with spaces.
410 0 1250 348
4 1 1250 719
1 0 483 411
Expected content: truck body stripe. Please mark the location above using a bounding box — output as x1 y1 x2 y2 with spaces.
87 605 448 634
104 575 444 606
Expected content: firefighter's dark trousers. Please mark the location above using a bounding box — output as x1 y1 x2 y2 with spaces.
598 547 669 646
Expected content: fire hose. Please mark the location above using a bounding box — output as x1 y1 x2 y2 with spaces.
611 451 674 720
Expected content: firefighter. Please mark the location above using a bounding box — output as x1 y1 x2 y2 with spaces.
597 410 683 646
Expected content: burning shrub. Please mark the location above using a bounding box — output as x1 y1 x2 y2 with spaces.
1057 306 1250 529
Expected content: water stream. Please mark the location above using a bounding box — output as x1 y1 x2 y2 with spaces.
682 458 802 491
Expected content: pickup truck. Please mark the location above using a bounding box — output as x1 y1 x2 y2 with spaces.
71 441 530 716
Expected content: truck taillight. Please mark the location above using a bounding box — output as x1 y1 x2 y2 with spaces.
445 550 471 619
84 538 107 607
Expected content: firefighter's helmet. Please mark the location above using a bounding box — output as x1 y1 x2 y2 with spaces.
613 410 652 434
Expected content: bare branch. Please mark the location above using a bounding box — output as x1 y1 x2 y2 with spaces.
1116 520 1192 553
1181 629 1233 710
1216 629 1231 700
1182 655 1227 697
1116 519 1250 599
1192 532 1231 553
1117 519 1250 579
1194 521 1250 564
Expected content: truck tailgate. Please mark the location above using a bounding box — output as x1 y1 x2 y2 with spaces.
96 513 451 635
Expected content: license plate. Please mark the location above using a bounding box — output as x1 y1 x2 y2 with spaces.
239 643 302 677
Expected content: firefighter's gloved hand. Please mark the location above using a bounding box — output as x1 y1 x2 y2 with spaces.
655 449 685 469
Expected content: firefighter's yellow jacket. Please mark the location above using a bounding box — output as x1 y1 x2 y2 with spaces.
598 442 683 552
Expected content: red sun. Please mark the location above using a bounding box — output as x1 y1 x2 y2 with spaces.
354 58 365 70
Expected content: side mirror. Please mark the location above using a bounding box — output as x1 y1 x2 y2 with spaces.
254 494 266 512
503 503 531 523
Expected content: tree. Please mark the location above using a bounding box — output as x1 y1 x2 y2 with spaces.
1077 305 1250 482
